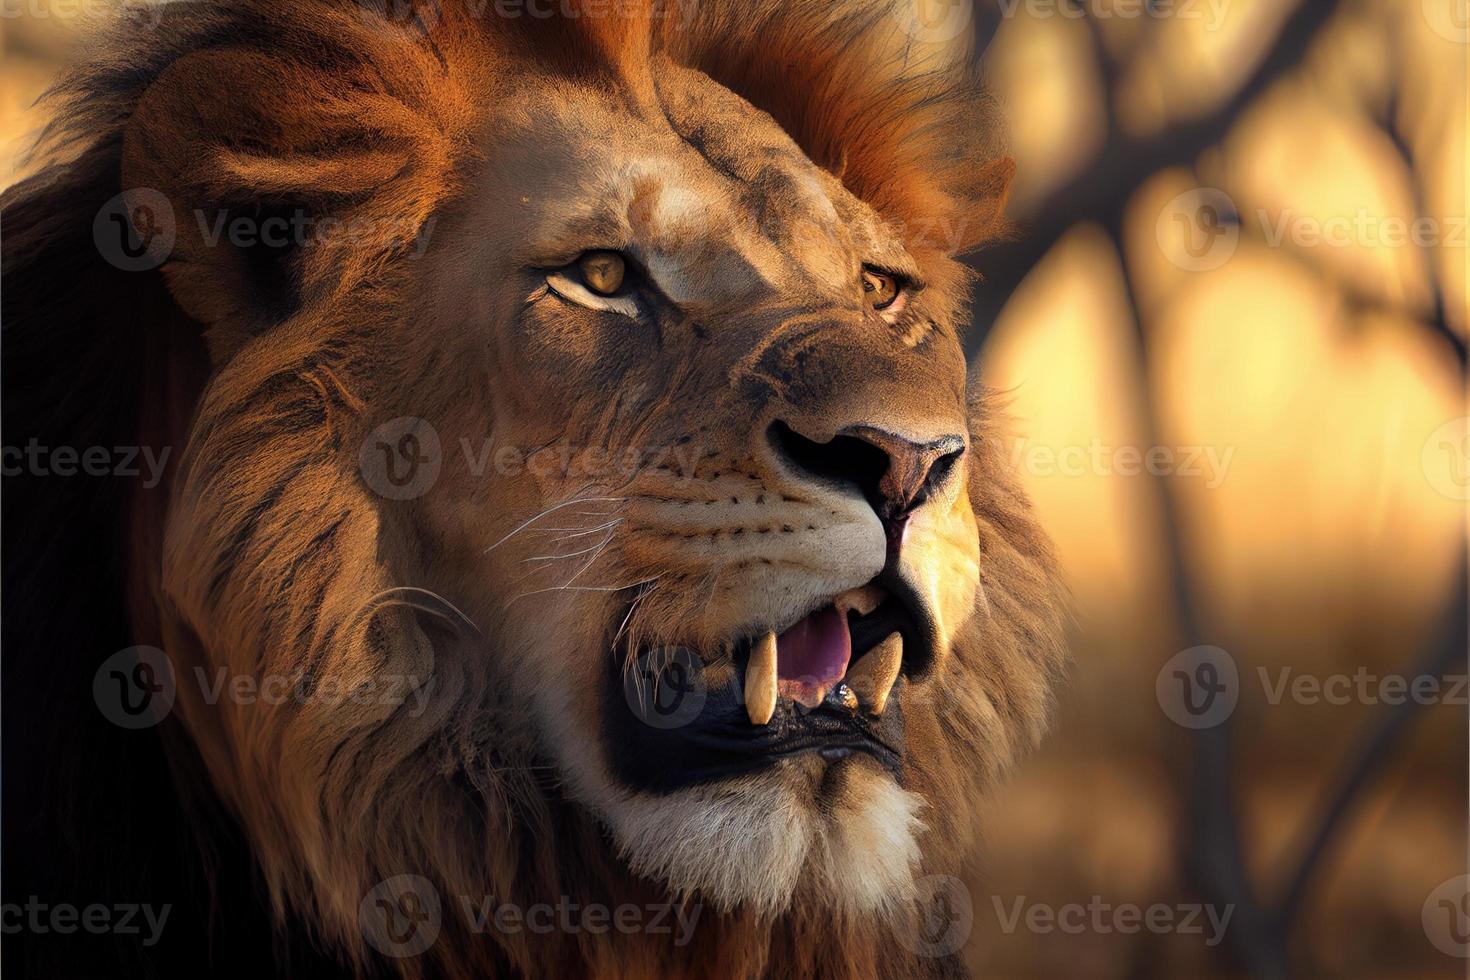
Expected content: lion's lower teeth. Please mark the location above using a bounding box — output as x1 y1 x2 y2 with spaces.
744 631 778 725
844 632 903 716
746 628 901 724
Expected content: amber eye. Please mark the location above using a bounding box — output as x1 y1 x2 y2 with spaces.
861 268 900 309
579 250 627 295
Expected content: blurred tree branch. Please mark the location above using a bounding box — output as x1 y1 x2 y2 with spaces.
980 2 1468 976
967 0 1346 352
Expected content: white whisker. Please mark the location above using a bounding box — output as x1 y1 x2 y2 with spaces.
547 519 622 545
522 530 617 563
612 584 655 650
506 574 662 605
483 496 626 553
357 587 483 636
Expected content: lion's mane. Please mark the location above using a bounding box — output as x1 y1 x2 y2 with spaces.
0 3 1066 977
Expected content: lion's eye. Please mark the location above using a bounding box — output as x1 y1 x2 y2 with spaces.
579 250 627 295
541 251 644 320
861 267 901 310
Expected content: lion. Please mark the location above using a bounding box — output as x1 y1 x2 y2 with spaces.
0 1 1067 977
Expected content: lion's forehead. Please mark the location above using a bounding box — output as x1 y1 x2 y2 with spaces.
648 63 885 298
617 161 862 307
503 72 896 310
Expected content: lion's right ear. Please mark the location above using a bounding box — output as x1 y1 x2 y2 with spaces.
122 37 472 359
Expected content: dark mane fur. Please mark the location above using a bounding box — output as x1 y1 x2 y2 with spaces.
2 3 1059 977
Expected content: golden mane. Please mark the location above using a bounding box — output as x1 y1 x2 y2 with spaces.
1 3 1063 978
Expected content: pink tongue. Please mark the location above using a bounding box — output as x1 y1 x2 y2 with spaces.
776 606 851 707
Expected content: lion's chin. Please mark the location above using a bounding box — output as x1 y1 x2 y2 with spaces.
605 754 925 919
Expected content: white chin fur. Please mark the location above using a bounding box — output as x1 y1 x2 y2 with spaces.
605 762 926 919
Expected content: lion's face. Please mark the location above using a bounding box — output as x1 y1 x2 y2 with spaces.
384 63 982 914
118 2 1064 966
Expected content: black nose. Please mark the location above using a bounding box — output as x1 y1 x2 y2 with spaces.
768 420 966 524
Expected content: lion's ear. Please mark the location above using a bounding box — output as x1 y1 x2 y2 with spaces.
121 40 466 358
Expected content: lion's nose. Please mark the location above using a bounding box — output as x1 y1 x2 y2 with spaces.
767 418 966 530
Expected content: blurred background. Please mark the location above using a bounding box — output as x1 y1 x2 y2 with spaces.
2 1 1465 977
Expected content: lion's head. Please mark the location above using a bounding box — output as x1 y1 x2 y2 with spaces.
4 1 1065 976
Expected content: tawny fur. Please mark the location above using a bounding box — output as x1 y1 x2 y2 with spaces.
1 2 1067 978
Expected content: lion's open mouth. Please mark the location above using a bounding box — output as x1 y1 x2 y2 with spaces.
602 572 937 793
738 574 935 723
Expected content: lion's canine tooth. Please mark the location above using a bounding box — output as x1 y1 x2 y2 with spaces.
833 584 887 619
745 632 778 725
845 632 903 716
